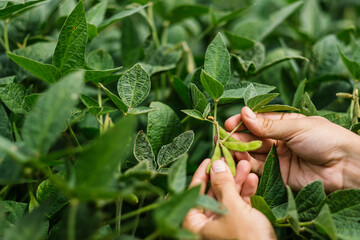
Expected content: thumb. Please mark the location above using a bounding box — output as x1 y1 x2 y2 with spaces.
210 160 242 208
241 106 306 141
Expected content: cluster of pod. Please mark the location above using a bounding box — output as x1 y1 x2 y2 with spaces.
206 127 262 176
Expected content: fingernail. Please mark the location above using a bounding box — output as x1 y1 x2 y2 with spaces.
245 107 256 120
212 160 227 173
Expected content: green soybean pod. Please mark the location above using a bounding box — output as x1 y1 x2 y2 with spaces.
221 145 236 176
206 143 222 174
218 126 237 142
223 140 262 152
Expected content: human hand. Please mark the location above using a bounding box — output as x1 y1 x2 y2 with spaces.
183 158 275 240
225 106 360 192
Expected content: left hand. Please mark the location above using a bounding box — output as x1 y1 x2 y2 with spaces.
182 158 275 240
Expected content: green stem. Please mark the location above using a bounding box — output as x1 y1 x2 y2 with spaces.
3 20 10 52
0 185 10 199
213 101 218 149
147 2 160 48
97 86 103 134
131 193 146 236
67 122 81 148
115 198 123 236
68 199 79 240
273 220 314 228
222 121 243 142
161 21 169 45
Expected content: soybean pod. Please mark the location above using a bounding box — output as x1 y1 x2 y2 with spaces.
221 145 236 176
206 143 222 174
219 126 237 142
223 140 262 152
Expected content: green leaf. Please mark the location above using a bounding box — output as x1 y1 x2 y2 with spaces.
2 201 27 225
167 155 187 194
196 195 227 214
7 52 61 84
99 83 128 113
117 64 150 108
231 55 256 78
203 103 211 118
338 46 360 80
157 131 194 168
86 0 107 27
247 93 279 112
314 204 337 240
256 105 300 113
200 70 224 100
286 186 300 235
0 136 28 163
318 110 352 129
87 49 114 70
243 83 257 105
224 31 255 50
181 109 204 121
154 186 200 237
22 71 84 155
121 18 143 67
75 116 136 189
147 102 182 156
250 195 277 223
0 76 16 85
53 0 88 73
0 0 45 19
300 92 319 116
134 130 156 170
80 94 116 117
98 4 148 32
172 76 191 108
295 181 326 222
204 33 231 85
0 104 12 139
256 145 286 208
119 161 154 182
190 83 207 112
84 67 122 83
292 79 306 108
167 4 209 23
127 106 157 115
0 83 30 114
256 56 309 75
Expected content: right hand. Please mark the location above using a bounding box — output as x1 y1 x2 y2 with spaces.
224 106 360 192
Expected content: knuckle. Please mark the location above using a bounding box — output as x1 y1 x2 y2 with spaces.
261 118 275 133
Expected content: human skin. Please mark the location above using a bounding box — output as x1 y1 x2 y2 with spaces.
225 106 360 192
183 159 276 240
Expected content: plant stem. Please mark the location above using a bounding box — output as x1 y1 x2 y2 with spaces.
131 193 146 236
68 198 79 240
147 2 160 48
161 21 169 45
222 121 243 142
115 198 123 236
273 220 314 228
67 122 81 148
3 19 10 52
97 86 103 134
213 101 219 149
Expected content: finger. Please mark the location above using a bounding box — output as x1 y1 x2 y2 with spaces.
183 208 209 234
241 173 259 205
231 132 276 153
241 107 307 141
210 160 244 208
234 160 252 194
234 151 266 175
225 114 247 132
189 158 211 194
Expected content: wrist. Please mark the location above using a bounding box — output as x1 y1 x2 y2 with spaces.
342 132 360 189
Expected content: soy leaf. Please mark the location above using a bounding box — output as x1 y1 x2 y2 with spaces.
0 0 45 19
251 196 277 223
0 83 30 114
171 76 191 108
84 67 122 83
256 105 300 113
300 92 318 116
190 83 207 112
167 155 187 193
0 105 12 139
22 71 84 155
7 53 61 84
243 84 257 105
167 4 209 23
247 93 279 112
181 109 204 121
256 145 286 208
80 94 116 116
0 136 28 163
117 64 150 108
204 33 231 85
134 130 156 170
157 131 194 168
127 106 157 115
203 103 211 118
292 79 306 108
231 55 256 77
75 116 136 189
147 102 182 156
99 83 128 113
87 49 114 70
196 195 227 214
286 186 300 235
314 204 337 240
224 31 255 50
53 0 88 73
338 46 360 80
256 56 308 75
200 70 224 100
295 181 326 221
98 4 148 32
154 186 200 237
86 0 107 27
